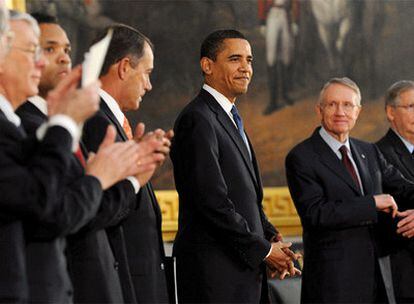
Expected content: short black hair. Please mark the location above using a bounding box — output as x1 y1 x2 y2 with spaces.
200 29 246 61
30 12 58 25
98 23 153 77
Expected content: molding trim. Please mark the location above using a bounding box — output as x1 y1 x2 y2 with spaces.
156 187 302 241
6 0 26 11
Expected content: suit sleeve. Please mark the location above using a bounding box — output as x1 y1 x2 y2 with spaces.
285 149 378 230
0 122 73 222
172 111 271 269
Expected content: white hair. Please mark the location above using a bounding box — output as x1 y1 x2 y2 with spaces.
9 10 39 37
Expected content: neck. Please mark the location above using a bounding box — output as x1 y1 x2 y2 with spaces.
391 127 414 145
204 80 236 103
0 86 23 110
327 130 348 143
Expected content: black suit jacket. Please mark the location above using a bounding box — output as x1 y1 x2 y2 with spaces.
285 128 414 303
17 101 137 303
376 128 414 301
170 89 277 303
0 108 74 302
82 99 169 303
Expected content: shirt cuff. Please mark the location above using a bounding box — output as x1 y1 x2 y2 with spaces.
36 115 80 152
126 176 141 194
264 246 272 260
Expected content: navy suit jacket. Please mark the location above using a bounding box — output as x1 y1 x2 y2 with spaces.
170 89 277 303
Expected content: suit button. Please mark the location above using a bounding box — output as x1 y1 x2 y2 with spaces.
114 261 119 270
160 263 165 270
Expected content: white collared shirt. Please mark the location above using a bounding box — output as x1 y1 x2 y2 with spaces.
99 89 140 194
203 84 252 158
319 126 364 193
0 94 21 127
392 128 414 154
99 89 126 126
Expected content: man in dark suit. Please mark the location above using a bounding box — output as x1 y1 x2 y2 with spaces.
82 24 172 303
376 80 414 303
170 29 299 304
0 8 103 303
285 77 414 303
16 13 164 303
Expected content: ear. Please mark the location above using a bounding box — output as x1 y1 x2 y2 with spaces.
117 57 131 81
386 105 395 122
200 57 213 75
315 103 322 119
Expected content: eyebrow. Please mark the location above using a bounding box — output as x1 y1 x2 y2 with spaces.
43 40 71 47
228 54 253 60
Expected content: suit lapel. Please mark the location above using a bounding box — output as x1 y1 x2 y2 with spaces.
387 129 414 178
201 90 258 188
311 130 361 194
350 140 372 195
100 100 129 142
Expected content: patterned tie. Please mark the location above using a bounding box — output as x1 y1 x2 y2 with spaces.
123 117 133 140
74 145 86 168
339 145 361 191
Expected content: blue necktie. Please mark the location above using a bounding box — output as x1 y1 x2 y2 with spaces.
231 105 251 158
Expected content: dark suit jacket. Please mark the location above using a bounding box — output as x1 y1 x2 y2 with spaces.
170 89 277 303
17 101 137 303
376 128 414 301
0 108 74 302
82 99 169 303
285 127 414 303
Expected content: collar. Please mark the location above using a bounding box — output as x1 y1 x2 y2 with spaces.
391 128 414 154
28 95 48 116
99 88 125 126
319 126 351 158
203 84 234 116
0 94 21 127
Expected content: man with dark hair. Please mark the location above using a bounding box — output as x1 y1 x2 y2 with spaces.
285 77 414 303
376 80 414 303
16 13 164 303
170 29 299 303
82 24 172 303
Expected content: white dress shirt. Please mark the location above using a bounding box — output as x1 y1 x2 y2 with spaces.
99 89 140 193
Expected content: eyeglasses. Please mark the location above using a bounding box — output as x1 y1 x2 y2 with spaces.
321 101 360 113
393 104 414 112
11 44 43 62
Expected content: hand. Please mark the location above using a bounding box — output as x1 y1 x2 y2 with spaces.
374 194 398 218
85 125 141 190
270 232 283 243
396 209 414 238
47 65 100 124
265 241 292 272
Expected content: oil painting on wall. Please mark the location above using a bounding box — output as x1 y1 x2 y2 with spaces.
26 0 413 189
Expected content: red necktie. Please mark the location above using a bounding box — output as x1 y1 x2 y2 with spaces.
74 145 86 168
339 145 361 191
123 117 133 140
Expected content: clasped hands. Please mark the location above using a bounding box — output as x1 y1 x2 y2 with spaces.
265 235 302 280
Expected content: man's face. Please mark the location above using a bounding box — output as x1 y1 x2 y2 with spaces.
120 42 153 111
316 83 361 141
204 38 253 102
38 23 71 94
387 89 414 143
2 20 46 106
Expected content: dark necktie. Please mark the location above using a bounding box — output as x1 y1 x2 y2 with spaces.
16 123 26 137
231 105 247 142
339 145 361 191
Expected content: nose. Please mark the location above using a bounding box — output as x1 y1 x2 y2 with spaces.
146 78 152 92
58 52 71 65
334 104 346 115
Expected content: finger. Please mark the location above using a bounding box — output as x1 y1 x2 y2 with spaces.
403 229 414 238
392 204 398 218
165 129 174 140
86 151 96 163
397 214 414 228
279 269 289 280
397 210 410 218
134 123 145 141
280 242 292 249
